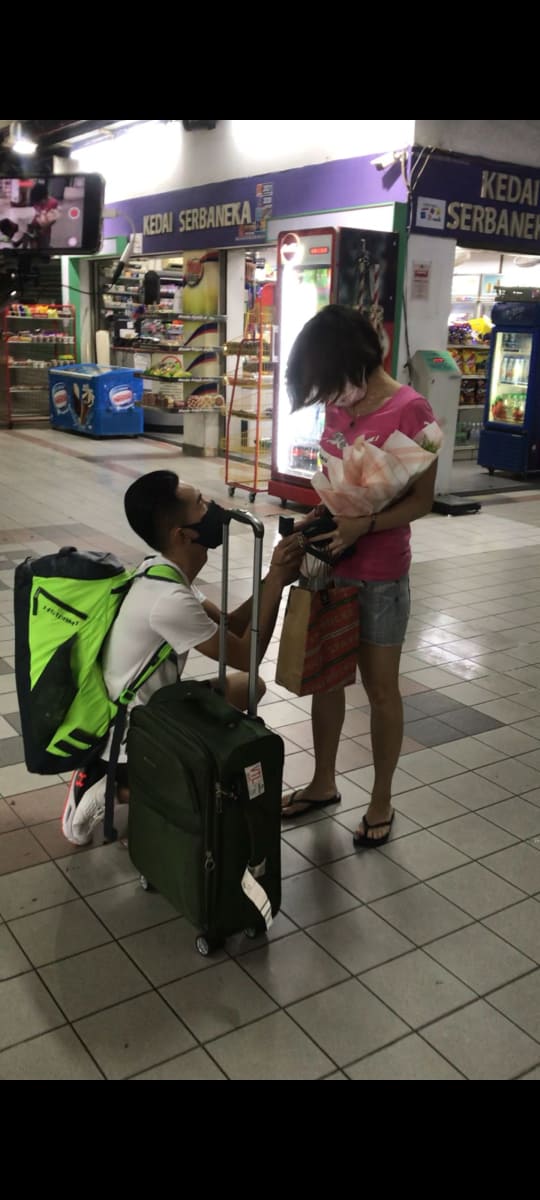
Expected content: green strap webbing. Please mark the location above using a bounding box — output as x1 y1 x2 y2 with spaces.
117 641 172 706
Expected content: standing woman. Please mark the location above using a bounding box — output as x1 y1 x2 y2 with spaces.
281 305 440 848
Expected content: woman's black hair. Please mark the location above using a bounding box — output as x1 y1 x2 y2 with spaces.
30 182 49 205
124 470 189 551
286 304 383 412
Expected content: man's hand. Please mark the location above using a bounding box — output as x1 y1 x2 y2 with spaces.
197 534 305 671
309 515 369 558
269 532 305 585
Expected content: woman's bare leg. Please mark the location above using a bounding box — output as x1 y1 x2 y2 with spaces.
355 642 403 841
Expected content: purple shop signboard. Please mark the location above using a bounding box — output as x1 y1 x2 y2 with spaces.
103 154 408 253
410 147 540 255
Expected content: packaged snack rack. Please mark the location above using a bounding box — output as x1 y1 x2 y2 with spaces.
1 303 76 427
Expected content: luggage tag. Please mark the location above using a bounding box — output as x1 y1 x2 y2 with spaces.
241 866 273 930
241 761 273 929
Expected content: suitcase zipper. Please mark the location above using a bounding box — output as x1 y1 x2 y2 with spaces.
169 722 221 918
148 709 238 929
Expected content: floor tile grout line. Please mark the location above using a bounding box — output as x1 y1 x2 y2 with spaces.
363 868 533 930
421 883 532 925
0 889 91 923
277 975 411 1076
360 879 538 952
0 881 177 929
341 1029 469 1079
475 908 540 963
418 945 540 1013
176 940 354 1072
0 1011 107 1079
354 957 540 1062
260 813 537 905
380 820 522 861
164 974 343 1078
123 1041 231 1082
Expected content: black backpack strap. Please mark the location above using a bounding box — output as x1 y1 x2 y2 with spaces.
103 706 128 843
102 565 186 843
137 561 189 586
104 640 173 842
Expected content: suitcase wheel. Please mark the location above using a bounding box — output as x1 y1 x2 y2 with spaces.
244 924 265 940
139 875 156 893
196 934 224 957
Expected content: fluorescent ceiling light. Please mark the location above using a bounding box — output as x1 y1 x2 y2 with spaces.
10 122 37 155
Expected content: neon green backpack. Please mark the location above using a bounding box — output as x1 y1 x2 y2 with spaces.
14 547 185 775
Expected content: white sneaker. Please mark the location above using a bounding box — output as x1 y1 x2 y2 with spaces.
62 766 107 846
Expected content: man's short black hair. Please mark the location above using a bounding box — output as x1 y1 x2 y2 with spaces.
286 304 383 412
124 471 190 552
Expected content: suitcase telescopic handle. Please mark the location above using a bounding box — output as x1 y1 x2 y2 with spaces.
218 509 265 717
222 510 264 538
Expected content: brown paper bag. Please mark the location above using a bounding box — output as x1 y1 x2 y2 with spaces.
276 584 359 697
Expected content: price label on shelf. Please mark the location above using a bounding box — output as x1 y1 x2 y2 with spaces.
134 353 151 372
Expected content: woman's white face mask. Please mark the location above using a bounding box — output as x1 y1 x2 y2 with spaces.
302 376 367 409
332 379 367 409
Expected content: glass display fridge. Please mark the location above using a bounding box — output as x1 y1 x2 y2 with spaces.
269 226 399 507
478 299 540 477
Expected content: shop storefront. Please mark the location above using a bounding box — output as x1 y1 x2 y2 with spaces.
69 154 408 470
408 147 540 489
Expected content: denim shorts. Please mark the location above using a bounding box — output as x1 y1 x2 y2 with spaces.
333 575 411 647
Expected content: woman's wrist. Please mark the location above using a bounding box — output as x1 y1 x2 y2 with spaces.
350 515 376 533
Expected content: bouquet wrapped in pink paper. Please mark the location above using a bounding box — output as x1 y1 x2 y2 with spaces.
312 422 443 516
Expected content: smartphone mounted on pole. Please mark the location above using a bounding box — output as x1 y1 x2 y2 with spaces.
0 174 105 256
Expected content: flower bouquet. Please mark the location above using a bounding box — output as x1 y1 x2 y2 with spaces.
311 422 443 516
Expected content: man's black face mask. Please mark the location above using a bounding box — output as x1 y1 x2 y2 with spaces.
184 500 227 549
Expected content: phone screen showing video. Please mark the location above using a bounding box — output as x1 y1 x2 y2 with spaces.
0 176 86 252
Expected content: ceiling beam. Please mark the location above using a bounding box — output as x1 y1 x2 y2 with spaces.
35 121 124 147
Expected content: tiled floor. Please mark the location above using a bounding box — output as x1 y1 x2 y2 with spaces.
1 427 540 1080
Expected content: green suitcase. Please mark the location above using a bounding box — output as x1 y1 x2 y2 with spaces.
127 510 284 956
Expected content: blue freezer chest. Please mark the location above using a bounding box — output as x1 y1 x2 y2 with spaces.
49 364 143 437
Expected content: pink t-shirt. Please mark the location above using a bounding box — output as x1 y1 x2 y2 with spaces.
319 386 437 582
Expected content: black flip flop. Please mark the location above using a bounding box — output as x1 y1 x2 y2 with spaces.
281 789 341 819
353 810 395 849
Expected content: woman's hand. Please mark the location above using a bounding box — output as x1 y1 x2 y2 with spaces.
293 505 325 532
309 515 369 558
